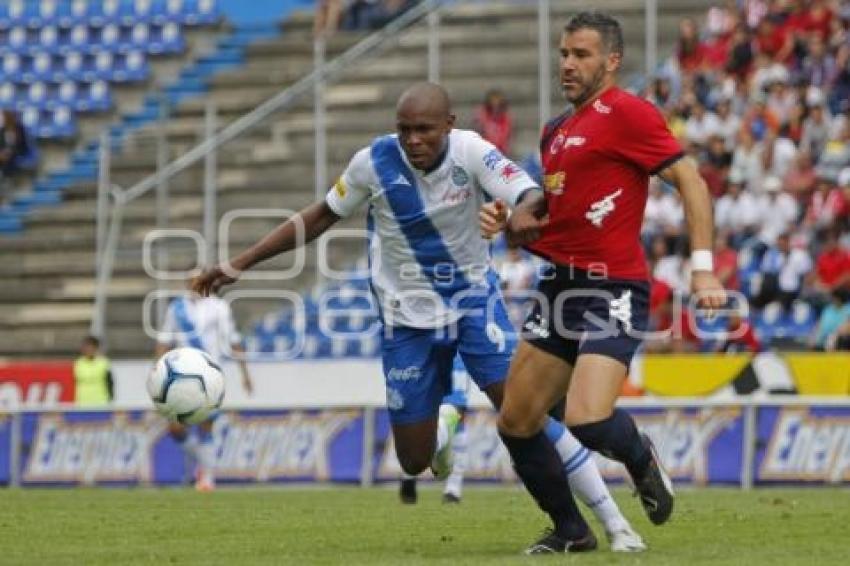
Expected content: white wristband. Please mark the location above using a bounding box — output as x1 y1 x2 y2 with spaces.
691 250 714 272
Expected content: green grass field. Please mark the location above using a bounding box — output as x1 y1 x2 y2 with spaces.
1 486 848 565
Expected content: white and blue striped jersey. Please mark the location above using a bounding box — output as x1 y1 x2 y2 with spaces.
158 296 242 366
326 129 537 328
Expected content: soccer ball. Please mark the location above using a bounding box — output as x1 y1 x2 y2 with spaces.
147 347 225 424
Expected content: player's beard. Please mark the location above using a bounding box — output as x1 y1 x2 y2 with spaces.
565 63 608 108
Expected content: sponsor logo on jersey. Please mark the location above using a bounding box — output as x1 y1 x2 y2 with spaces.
483 149 505 171
593 99 612 114
334 177 347 198
499 162 520 182
565 136 586 147
585 188 623 227
387 366 422 381
544 172 566 195
386 387 405 410
550 133 566 154
451 165 470 186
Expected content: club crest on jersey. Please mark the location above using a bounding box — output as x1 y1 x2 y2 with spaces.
452 165 470 186
334 177 347 198
544 172 565 195
586 188 623 227
483 149 504 171
593 99 612 114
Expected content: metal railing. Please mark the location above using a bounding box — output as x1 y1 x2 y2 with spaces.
90 0 663 339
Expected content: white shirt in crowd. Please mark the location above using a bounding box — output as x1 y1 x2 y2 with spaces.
643 183 684 235
685 110 721 146
757 192 800 245
715 189 761 233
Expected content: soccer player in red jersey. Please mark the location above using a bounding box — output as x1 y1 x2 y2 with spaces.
481 12 726 544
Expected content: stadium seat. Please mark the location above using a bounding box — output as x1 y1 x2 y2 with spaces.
0 82 16 105
1 53 23 82
89 0 123 27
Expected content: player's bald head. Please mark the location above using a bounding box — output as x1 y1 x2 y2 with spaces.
395 82 456 171
396 82 452 120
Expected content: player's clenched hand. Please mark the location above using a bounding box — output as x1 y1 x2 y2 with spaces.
479 199 509 239
691 271 726 313
191 264 240 297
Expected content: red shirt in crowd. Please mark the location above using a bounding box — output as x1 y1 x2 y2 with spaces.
816 247 850 288
529 87 684 280
473 106 513 156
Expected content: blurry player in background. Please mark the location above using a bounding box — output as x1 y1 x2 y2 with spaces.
193 83 644 552
155 288 254 491
399 354 470 504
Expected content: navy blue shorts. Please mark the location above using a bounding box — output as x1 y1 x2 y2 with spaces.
523 264 649 367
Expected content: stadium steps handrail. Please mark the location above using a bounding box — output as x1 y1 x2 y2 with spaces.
91 0 447 336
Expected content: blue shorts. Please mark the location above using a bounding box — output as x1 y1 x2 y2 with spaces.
381 295 515 425
523 264 649 367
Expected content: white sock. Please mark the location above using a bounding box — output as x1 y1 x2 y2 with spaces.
444 427 467 497
436 413 450 453
197 432 216 478
544 417 629 533
401 472 417 480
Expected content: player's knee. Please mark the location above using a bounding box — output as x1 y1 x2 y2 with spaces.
396 451 431 476
564 402 613 427
497 409 541 438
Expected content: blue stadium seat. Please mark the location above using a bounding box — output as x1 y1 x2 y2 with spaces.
38 26 60 52
26 52 55 82
62 25 89 53
60 51 86 81
26 82 49 109
148 22 185 53
130 0 159 24
89 0 123 27
1 53 24 82
0 82 16 106
8 27 27 51
5 1 28 28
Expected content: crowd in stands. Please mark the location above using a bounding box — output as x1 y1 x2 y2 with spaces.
637 0 850 352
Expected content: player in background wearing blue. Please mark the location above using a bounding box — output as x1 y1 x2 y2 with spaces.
399 354 470 504
155 289 254 491
193 83 644 552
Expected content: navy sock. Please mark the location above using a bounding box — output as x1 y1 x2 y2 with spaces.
499 429 588 540
570 408 651 481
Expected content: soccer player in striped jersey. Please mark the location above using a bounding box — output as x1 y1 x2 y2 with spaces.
193 82 644 552
155 288 254 491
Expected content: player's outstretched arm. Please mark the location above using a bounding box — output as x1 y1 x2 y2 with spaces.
192 201 341 296
659 158 726 311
